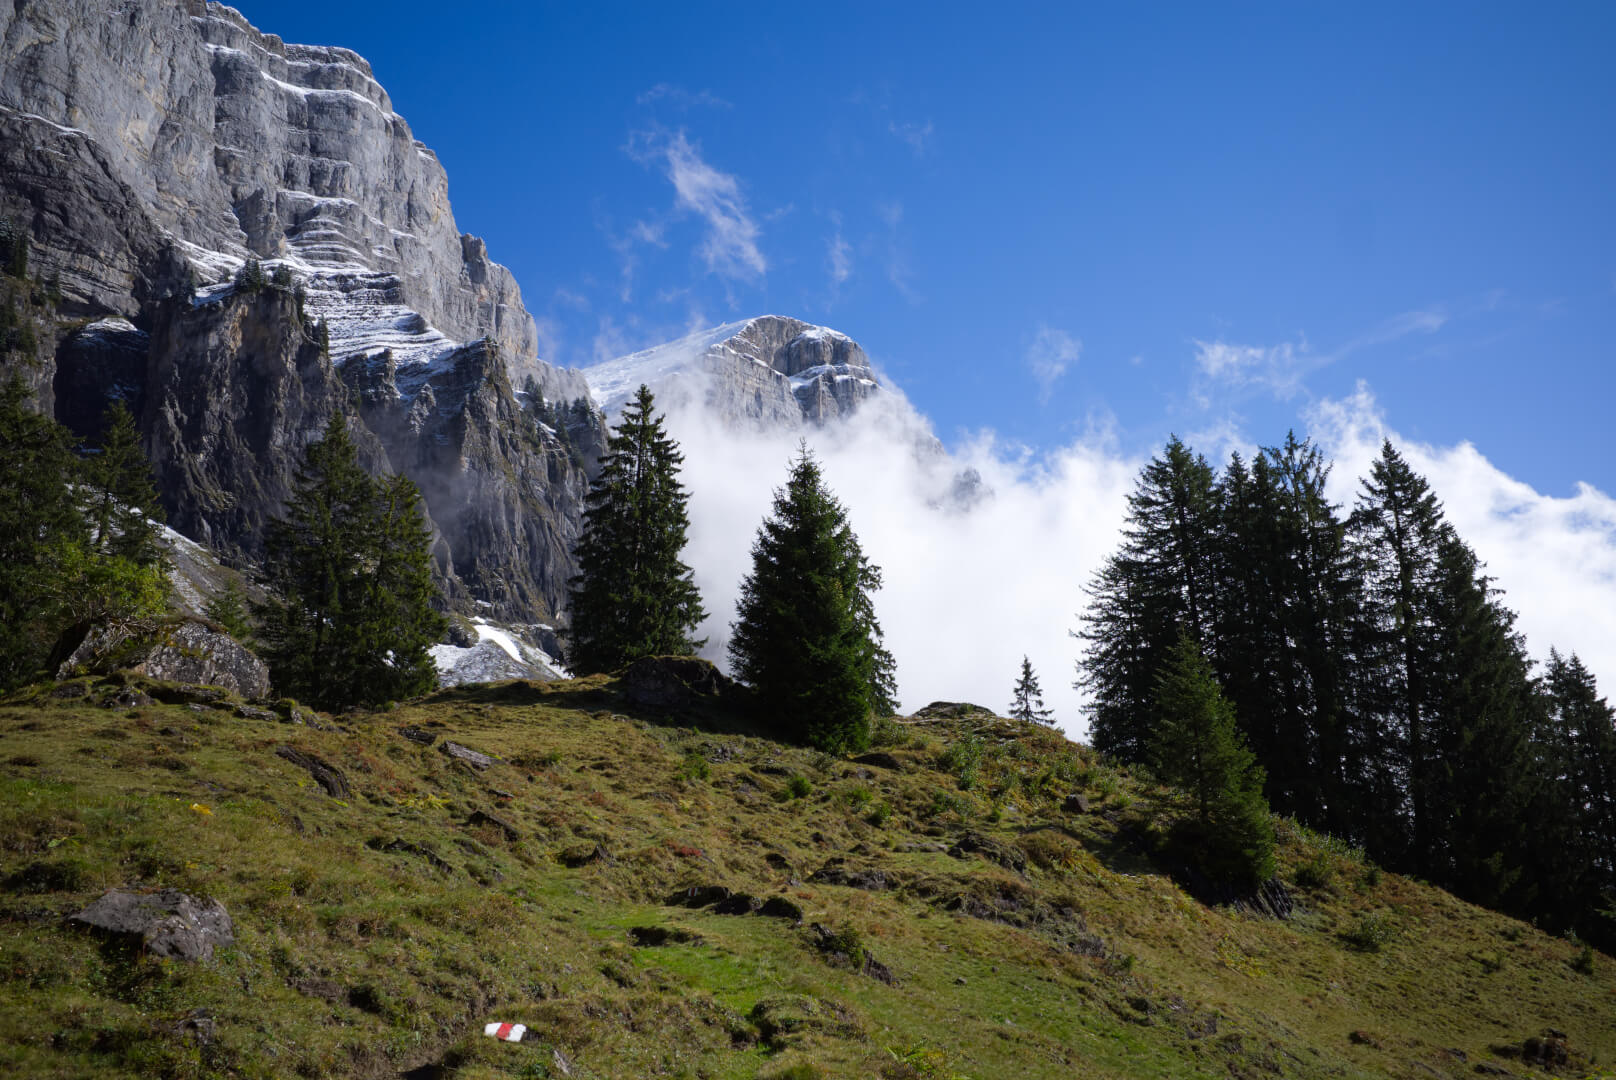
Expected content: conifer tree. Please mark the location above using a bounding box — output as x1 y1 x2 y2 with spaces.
204 578 254 641
0 377 88 687
1077 435 1220 761
1347 439 1450 866
83 399 165 566
1152 631 1276 885
1009 655 1054 724
730 444 895 753
258 413 445 709
565 385 705 673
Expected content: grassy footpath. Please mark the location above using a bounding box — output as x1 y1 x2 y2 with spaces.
0 672 1610 1079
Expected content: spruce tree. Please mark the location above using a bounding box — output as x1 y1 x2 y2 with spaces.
1077 435 1220 761
1152 631 1276 885
1347 439 1450 867
1009 655 1054 724
258 413 445 709
84 399 165 566
0 377 88 687
729 444 895 753
204 578 254 641
565 385 705 673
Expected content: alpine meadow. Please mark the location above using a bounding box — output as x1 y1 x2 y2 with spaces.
1 3 1613 1079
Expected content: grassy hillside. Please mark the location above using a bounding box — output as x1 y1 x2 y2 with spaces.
0 670 1611 1079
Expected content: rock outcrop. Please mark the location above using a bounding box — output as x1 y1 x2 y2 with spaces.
55 618 271 699
584 316 883 428
0 0 604 624
71 888 235 963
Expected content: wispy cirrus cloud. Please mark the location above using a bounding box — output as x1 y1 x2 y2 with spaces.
888 118 934 156
636 83 731 110
628 129 766 283
826 211 852 298
1026 325 1081 403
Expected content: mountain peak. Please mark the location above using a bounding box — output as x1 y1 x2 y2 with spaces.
583 315 881 428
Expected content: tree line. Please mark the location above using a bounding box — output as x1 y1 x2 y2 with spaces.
1078 433 1616 947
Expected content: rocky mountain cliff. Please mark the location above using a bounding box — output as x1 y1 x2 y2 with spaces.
0 0 602 623
584 315 884 427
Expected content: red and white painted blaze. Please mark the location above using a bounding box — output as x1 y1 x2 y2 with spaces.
483 1021 526 1042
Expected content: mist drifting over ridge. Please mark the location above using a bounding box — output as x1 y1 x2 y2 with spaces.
588 325 1616 740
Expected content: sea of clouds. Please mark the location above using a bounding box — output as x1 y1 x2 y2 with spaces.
651 373 1616 741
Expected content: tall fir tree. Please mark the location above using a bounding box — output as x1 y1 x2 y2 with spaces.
1152 630 1276 886
1539 651 1616 948
1346 439 1451 867
565 385 705 673
729 444 895 753
257 413 445 709
0 377 89 687
1009 655 1054 724
1077 435 1220 761
83 399 165 566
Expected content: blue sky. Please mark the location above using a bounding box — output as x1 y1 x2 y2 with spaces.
234 1 1615 498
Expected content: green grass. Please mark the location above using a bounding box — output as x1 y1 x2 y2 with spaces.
0 674 1611 1078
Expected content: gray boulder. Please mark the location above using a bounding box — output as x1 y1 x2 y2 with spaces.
71 888 234 963
57 618 270 699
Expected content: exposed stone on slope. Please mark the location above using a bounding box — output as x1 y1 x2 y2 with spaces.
71 888 235 963
54 617 270 699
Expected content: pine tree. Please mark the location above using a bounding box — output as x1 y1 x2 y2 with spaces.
1077 435 1220 762
565 385 705 673
1152 631 1276 885
83 399 165 566
257 413 445 709
730 444 895 753
1009 655 1054 724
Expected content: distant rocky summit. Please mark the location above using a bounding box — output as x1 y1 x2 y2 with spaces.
584 315 883 428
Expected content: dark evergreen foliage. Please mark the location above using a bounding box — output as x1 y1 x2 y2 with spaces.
83 400 165 567
564 385 705 673
0 379 169 689
204 578 254 641
1152 631 1276 885
1076 435 1220 762
729 444 896 753
1009 655 1054 724
1078 430 1616 946
257 413 446 709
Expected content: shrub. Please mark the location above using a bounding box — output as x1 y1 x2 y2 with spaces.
1342 912 1397 952
866 801 892 827
1294 851 1333 890
677 752 710 783
1572 942 1596 975
786 775 812 800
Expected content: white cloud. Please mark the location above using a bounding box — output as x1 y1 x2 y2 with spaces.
1309 382 1616 698
888 119 934 155
630 129 766 283
1193 338 1310 400
1026 325 1080 403
649 379 1138 740
826 212 852 294
637 84 732 109
636 363 1616 747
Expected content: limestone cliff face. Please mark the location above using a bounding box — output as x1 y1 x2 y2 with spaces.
0 0 602 623
584 315 884 429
